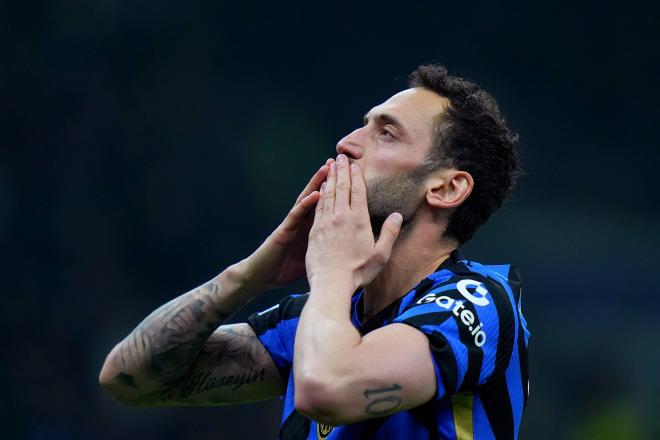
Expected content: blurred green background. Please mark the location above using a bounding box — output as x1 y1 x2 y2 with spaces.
2 1 659 439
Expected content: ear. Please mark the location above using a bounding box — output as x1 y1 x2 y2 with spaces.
425 170 474 209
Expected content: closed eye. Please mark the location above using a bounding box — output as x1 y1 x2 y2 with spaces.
380 127 396 140
363 112 407 141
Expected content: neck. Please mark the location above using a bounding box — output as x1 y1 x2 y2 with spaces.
362 214 458 322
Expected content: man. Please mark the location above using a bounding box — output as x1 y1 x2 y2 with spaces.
100 64 529 439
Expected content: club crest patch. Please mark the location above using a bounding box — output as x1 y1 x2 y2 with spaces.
317 423 334 438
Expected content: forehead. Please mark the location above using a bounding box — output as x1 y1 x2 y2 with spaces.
366 87 450 139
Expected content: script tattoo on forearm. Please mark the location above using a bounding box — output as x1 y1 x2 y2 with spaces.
109 281 229 401
176 324 270 398
180 368 266 397
363 383 403 415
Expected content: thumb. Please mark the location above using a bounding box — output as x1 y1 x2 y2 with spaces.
375 213 403 258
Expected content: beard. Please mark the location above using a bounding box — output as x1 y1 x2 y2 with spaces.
365 165 432 239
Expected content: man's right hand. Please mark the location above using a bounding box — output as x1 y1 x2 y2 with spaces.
239 158 334 290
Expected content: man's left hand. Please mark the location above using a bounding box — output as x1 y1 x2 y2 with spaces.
305 154 403 292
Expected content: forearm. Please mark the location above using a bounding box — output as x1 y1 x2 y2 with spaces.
294 279 362 401
294 282 426 425
100 261 261 403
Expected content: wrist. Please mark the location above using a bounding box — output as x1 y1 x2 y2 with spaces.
214 261 265 313
308 271 357 296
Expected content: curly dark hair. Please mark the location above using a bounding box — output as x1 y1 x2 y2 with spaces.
408 64 522 244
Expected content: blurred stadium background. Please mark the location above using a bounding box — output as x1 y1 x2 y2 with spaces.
2 1 658 438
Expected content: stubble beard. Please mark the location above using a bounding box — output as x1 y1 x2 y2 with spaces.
365 165 432 240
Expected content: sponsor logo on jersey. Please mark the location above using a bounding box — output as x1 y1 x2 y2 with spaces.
317 423 334 438
416 281 490 347
456 279 490 306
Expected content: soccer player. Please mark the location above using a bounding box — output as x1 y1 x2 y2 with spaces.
100 64 529 439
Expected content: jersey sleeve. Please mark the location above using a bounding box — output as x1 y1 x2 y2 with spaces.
393 273 517 401
246 293 308 378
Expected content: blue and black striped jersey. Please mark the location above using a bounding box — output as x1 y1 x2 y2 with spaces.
247 249 530 439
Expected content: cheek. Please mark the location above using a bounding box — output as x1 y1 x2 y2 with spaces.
367 149 421 179
355 138 426 182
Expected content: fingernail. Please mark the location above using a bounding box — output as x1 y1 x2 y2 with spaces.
330 162 336 172
392 213 403 225
337 154 346 163
350 163 358 173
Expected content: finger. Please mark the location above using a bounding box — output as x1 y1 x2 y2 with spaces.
323 161 337 213
281 191 320 232
375 213 403 259
334 154 351 211
316 181 327 219
295 162 331 204
350 163 369 215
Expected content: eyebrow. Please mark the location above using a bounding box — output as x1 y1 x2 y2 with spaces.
363 112 409 137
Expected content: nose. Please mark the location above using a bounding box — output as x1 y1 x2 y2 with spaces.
335 127 364 160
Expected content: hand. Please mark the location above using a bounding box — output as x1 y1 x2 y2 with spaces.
305 154 403 292
241 159 334 289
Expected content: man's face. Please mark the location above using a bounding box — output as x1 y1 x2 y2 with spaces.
336 87 450 233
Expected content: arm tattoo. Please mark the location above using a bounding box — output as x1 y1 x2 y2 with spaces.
363 383 403 415
179 368 267 398
110 281 230 400
202 325 267 365
175 325 270 398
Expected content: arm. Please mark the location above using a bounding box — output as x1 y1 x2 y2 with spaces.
100 159 333 406
294 292 436 425
160 322 286 406
295 155 434 424
98 265 276 406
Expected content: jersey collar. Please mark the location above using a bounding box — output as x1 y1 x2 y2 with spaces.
350 248 464 333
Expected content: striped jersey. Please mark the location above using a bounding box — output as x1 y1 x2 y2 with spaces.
246 249 530 439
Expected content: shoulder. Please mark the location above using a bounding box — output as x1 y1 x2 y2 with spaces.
247 293 309 336
394 258 521 383
245 293 310 375
403 258 520 320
